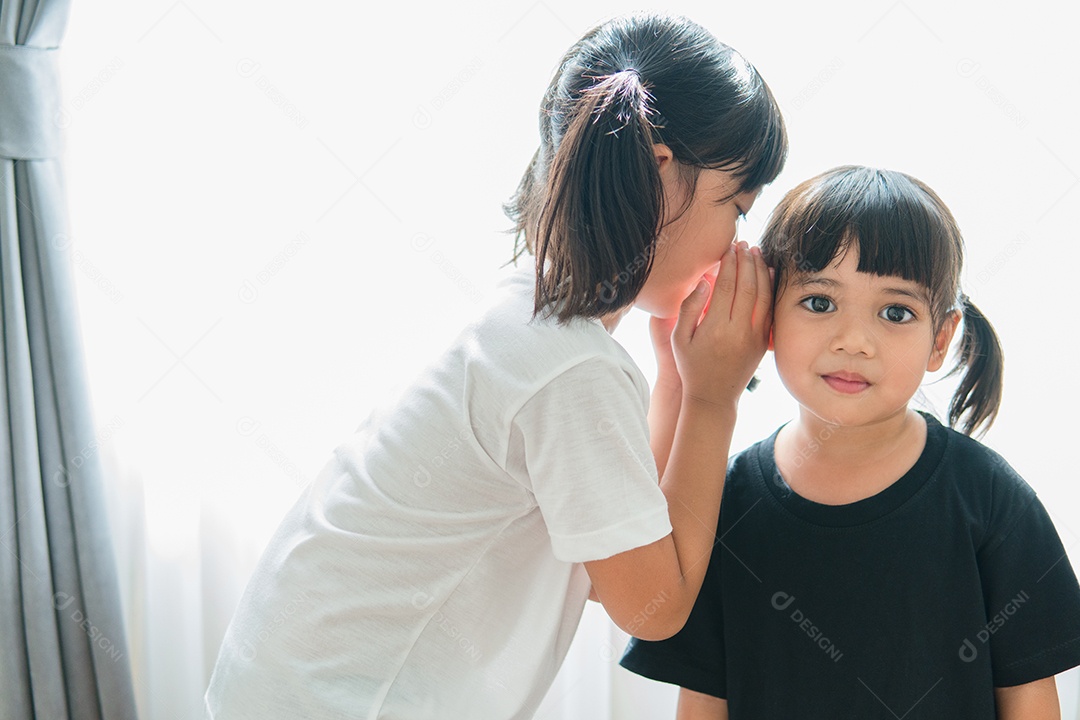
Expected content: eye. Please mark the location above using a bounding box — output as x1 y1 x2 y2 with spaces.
734 205 747 220
880 305 915 323
800 295 835 314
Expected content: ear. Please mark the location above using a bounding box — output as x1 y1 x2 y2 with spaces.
652 142 674 168
927 310 961 372
653 143 679 185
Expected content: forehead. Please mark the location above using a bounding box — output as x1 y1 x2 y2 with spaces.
695 168 760 200
786 249 931 303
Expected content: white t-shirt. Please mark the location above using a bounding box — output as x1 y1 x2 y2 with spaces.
203 264 673 719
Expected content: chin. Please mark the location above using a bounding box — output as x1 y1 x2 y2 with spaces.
801 402 909 430
784 390 861 428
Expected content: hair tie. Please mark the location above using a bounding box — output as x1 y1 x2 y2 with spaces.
592 69 652 121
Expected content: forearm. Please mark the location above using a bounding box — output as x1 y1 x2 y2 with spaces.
649 376 682 479
586 243 768 640
659 395 737 609
677 688 728 720
995 677 1059 719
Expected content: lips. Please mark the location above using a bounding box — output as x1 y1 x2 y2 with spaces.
821 371 871 394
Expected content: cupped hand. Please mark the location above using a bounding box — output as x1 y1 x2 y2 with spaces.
670 241 773 408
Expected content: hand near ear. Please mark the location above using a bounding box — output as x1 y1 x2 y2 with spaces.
672 243 772 406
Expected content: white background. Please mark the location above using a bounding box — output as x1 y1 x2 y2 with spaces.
56 0 1079 718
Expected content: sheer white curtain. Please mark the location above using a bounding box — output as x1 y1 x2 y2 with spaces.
60 1 1079 719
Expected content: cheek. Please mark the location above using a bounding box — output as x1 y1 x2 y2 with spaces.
770 318 810 373
771 307 803 348
773 312 832 370
670 203 735 257
771 343 813 401
889 341 936 384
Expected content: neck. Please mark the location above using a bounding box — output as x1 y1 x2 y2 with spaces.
783 406 924 471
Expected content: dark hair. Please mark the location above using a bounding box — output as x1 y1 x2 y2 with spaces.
504 12 788 323
759 165 1004 437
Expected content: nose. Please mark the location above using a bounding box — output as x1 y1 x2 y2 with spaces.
829 313 875 358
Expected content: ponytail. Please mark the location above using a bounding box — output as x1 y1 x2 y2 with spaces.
531 69 664 323
504 13 787 322
947 295 1004 437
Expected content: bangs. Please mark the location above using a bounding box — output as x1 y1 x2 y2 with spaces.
651 45 788 198
762 166 962 316
726 71 788 193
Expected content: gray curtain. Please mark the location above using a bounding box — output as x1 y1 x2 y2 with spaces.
0 1 137 718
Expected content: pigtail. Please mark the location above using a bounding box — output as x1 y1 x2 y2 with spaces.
533 69 664 323
947 295 1004 437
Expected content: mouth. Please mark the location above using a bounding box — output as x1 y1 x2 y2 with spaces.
821 371 871 394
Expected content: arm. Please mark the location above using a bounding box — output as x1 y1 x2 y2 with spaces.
647 258 726 476
585 395 735 635
647 315 682 479
995 677 1059 719
588 320 679 603
676 688 728 720
585 243 771 640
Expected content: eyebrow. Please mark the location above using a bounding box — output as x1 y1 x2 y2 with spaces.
794 276 930 303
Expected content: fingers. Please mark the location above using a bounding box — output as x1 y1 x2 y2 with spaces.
751 246 773 331
729 242 758 321
673 278 710 346
700 242 738 325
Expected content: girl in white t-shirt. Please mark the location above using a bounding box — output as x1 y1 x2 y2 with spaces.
204 11 787 719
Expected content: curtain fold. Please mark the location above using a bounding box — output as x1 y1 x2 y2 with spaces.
0 0 137 717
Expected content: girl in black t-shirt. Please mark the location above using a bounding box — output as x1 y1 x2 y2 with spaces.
621 165 1080 719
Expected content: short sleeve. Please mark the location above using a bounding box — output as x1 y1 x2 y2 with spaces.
977 486 1080 686
508 356 672 563
619 520 727 698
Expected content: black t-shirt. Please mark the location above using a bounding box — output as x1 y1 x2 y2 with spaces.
620 412 1080 719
